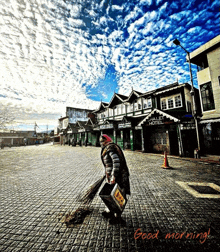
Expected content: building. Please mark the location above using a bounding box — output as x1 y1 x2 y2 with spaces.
66 107 93 123
57 107 94 145
93 82 200 157
55 82 202 157
58 116 69 145
190 35 220 155
0 131 37 147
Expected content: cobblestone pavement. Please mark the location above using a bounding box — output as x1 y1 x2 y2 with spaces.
0 144 220 252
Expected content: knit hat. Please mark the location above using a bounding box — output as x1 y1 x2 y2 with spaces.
99 134 112 143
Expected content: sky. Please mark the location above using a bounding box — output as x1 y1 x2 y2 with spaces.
0 0 219 132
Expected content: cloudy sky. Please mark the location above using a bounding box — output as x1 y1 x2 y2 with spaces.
0 0 219 132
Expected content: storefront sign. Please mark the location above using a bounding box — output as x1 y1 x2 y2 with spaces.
100 124 114 129
148 116 164 125
180 123 195 130
118 122 131 128
78 129 85 132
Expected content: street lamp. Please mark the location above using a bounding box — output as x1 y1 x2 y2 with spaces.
173 39 201 153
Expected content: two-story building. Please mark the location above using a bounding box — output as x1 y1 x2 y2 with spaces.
137 82 200 156
93 82 200 157
190 35 220 155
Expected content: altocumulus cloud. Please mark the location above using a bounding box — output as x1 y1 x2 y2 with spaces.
0 0 219 130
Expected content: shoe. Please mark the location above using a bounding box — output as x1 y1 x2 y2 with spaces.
102 211 114 219
109 216 126 225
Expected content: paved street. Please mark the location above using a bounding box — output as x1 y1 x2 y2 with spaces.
0 144 220 252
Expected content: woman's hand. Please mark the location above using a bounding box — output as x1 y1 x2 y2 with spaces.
110 175 116 184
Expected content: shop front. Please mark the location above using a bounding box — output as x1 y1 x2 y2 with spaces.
137 109 181 155
118 119 132 150
66 123 78 145
87 131 98 146
200 119 220 155
99 120 116 143
78 129 86 145
180 122 198 157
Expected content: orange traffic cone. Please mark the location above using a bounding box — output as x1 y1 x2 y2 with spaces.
161 151 170 169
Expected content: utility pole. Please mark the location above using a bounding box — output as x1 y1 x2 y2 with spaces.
173 39 201 152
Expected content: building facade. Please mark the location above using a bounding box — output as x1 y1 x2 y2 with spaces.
190 35 220 155
0 131 37 147
66 107 93 123
90 82 200 157
55 38 220 157
57 107 94 145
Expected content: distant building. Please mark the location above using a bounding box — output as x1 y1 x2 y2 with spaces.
57 107 94 145
57 116 69 145
190 35 220 155
66 107 93 123
58 116 69 131
0 131 36 147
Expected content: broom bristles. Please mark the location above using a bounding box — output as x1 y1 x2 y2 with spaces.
62 176 105 226
79 175 105 204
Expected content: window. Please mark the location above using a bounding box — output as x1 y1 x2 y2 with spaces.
168 98 174 108
175 95 181 107
153 132 167 145
161 99 167 110
197 55 208 72
134 101 138 111
114 106 117 115
147 98 152 108
138 103 141 110
109 109 112 116
143 98 152 109
121 104 125 114
200 82 215 111
127 104 130 113
161 94 182 110
117 105 121 115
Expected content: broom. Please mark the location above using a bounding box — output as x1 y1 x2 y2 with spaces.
79 175 106 204
63 175 105 226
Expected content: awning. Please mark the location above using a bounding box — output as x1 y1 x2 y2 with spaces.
200 118 220 124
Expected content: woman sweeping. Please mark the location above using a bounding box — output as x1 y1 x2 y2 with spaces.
99 134 130 224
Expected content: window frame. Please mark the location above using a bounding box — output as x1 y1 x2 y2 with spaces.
114 106 117 115
161 94 182 110
143 97 152 109
147 98 152 108
161 99 167 110
109 108 113 117
200 82 215 112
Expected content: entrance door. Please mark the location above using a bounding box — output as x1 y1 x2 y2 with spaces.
181 130 197 157
169 131 179 155
124 129 131 149
134 130 142 151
